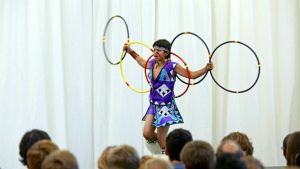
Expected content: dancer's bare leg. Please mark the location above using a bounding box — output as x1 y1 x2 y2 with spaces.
143 114 156 141
157 125 170 148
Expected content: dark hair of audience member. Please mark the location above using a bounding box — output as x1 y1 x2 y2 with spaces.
166 128 193 161
215 153 247 169
283 133 292 160
19 129 51 166
286 131 300 166
296 153 300 166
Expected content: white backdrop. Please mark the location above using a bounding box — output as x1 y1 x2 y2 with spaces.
0 0 299 169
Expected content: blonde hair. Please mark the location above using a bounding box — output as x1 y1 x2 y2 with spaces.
139 155 154 169
144 157 173 169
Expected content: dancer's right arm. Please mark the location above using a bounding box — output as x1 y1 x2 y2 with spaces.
123 43 150 69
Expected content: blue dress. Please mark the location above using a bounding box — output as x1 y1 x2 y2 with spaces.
142 59 184 128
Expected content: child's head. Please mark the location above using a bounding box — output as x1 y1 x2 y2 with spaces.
152 39 171 59
19 129 51 166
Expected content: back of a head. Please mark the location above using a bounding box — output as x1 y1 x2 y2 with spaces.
286 167 300 169
27 140 59 169
216 154 247 169
41 150 78 169
166 128 193 161
296 153 300 166
283 133 292 160
286 131 300 166
180 140 215 169
144 157 173 169
19 129 51 166
139 155 154 169
222 131 253 156
107 144 140 169
242 156 264 169
216 140 244 158
98 146 116 169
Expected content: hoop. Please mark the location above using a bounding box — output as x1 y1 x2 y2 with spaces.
103 15 130 65
170 32 210 85
209 40 261 93
119 41 152 93
144 52 191 98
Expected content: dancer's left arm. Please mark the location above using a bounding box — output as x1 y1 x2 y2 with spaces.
174 62 213 79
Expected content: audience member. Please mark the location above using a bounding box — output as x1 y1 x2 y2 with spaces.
98 146 116 169
19 129 51 166
139 155 154 169
286 131 300 167
215 153 247 169
27 140 59 169
222 131 253 156
143 157 173 169
283 133 292 160
41 150 78 169
216 140 244 158
165 128 192 169
242 156 264 169
180 140 215 169
106 144 139 169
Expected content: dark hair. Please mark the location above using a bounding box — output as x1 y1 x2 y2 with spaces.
19 129 51 166
286 131 300 166
152 39 171 59
296 153 300 166
166 128 192 161
283 133 292 159
216 154 247 169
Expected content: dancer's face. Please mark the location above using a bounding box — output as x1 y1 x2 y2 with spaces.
153 47 168 61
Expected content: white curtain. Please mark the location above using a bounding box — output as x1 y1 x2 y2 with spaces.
0 0 299 169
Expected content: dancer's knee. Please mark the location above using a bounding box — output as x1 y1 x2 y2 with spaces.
143 130 156 141
143 131 153 140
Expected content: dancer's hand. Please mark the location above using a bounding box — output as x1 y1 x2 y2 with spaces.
205 62 214 71
123 42 138 59
123 43 133 53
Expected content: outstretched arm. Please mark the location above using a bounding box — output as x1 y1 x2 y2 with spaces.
123 43 150 69
174 62 213 79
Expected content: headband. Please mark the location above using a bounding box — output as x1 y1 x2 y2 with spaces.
153 46 169 52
